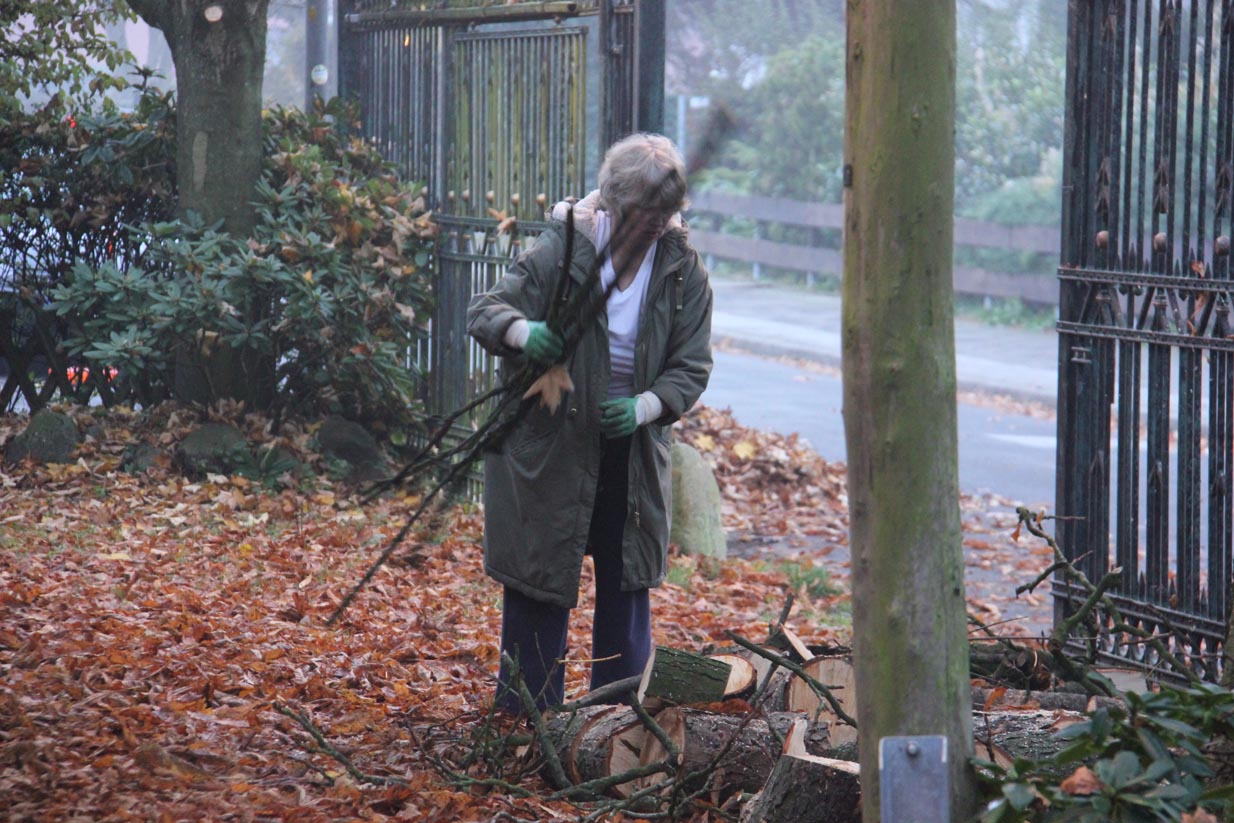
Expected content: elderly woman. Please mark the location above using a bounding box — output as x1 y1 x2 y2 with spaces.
467 133 714 712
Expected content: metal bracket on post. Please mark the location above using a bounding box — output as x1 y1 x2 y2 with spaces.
879 736 949 823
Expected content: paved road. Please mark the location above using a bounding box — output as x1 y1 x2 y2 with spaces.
705 280 1060 508
708 280 1059 406
703 349 1057 508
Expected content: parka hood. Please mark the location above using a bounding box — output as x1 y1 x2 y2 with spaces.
550 189 686 247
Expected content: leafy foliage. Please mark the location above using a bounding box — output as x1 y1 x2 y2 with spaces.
955 0 1066 210
977 683 1234 822
0 0 134 112
49 97 437 423
699 33 845 203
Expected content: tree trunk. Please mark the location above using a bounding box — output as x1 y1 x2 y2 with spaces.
842 0 975 819
134 0 271 238
128 0 274 408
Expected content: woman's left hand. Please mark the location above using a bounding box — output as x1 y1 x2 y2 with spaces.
598 398 639 438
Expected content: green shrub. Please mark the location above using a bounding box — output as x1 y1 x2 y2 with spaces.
977 682 1234 822
51 97 436 424
0 73 177 408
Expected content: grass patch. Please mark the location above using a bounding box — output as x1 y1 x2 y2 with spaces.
665 558 695 591
779 557 840 601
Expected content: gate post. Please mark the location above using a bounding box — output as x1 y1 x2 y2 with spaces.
634 0 665 134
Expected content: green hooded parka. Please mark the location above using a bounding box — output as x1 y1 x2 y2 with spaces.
466 193 714 608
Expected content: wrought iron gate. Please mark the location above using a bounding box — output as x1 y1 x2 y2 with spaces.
1057 0 1234 681
339 0 661 423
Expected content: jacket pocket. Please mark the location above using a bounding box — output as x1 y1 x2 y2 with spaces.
508 422 557 460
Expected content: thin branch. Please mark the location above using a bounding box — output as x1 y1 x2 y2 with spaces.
625 691 682 767
1015 551 1092 597
506 652 571 791
768 592 796 641
557 675 643 713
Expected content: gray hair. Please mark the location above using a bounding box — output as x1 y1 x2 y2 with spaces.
597 133 689 220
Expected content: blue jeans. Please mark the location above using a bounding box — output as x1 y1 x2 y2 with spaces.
495 434 651 712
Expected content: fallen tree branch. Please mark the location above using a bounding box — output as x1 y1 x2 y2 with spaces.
1015 551 1092 598
505 652 572 791
1016 506 1201 690
625 691 682 767
557 675 642 713
405 719 538 799
273 702 408 786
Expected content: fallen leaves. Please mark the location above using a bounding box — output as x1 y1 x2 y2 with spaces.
0 399 1055 819
0 401 858 821
522 364 575 414
1060 765 1103 796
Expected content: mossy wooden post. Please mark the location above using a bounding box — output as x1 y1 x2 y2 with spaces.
842 1 975 819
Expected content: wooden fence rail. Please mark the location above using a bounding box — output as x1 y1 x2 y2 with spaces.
684 191 1060 305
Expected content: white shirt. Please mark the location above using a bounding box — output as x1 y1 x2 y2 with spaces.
595 210 656 400
502 209 666 426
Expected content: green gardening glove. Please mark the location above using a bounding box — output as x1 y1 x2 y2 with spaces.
599 397 639 438
523 321 564 365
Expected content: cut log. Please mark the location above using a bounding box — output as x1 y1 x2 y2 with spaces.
636 707 835 799
972 709 1085 775
720 644 778 692
970 641 1053 690
786 655 858 747
739 717 861 823
638 646 732 705
543 705 646 796
972 686 1123 714
769 624 814 662
756 668 794 712
712 653 757 699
